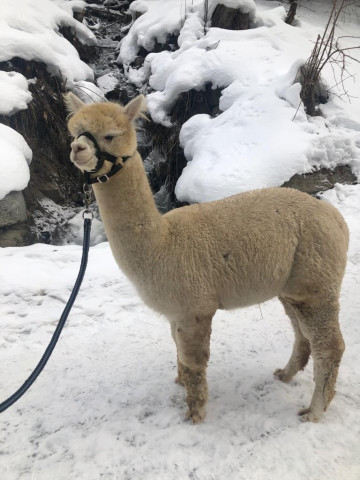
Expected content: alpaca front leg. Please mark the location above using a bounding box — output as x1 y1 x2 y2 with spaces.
174 314 213 424
274 297 311 382
169 321 186 386
179 362 208 424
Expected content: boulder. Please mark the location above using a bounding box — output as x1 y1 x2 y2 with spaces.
282 165 357 195
0 191 27 227
211 4 250 30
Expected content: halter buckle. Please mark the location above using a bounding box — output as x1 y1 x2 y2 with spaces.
96 174 109 183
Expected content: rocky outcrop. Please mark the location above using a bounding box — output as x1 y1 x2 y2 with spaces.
211 4 251 30
282 165 357 195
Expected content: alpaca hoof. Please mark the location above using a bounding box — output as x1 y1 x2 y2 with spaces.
298 407 320 423
185 407 206 424
273 368 292 383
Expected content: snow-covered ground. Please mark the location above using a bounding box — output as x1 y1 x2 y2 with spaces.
0 184 359 479
1 0 360 478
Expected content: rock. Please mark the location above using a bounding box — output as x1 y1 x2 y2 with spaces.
0 191 27 227
211 4 250 30
0 222 34 247
282 165 357 195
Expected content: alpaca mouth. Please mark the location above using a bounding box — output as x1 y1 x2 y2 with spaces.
74 158 90 167
71 153 96 170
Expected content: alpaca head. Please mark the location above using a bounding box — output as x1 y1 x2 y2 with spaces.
64 93 147 173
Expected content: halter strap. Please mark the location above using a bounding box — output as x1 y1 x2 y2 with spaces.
76 131 132 184
84 156 131 185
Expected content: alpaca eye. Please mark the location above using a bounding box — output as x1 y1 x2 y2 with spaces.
104 135 115 141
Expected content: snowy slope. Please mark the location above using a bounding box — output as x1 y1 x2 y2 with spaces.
0 187 359 480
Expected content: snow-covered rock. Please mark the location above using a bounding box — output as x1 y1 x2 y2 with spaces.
0 0 96 86
0 124 32 201
0 71 32 116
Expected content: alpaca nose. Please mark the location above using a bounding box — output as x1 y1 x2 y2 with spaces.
71 142 87 153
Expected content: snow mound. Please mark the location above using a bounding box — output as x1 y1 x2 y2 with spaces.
96 73 119 95
0 124 32 200
0 71 32 115
0 0 96 86
118 0 206 66
209 0 257 17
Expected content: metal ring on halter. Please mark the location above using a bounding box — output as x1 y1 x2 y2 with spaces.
82 209 94 220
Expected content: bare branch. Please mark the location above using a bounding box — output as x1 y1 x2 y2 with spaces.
297 0 360 115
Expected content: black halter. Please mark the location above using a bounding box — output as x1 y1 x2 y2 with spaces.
77 131 131 185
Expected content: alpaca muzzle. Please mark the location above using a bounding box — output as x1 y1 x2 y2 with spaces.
76 131 118 173
75 131 133 185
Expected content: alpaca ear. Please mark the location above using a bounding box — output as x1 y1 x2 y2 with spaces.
63 92 85 115
123 95 147 122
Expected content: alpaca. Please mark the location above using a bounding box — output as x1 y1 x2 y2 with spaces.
65 92 349 424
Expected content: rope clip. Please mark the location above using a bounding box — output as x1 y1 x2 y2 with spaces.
82 209 94 220
83 182 93 208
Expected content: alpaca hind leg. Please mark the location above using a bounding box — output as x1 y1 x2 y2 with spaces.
274 297 311 382
175 314 213 424
292 301 345 422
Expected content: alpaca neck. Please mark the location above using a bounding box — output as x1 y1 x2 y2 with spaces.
91 151 165 281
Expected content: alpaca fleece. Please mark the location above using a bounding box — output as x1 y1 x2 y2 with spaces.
65 92 348 424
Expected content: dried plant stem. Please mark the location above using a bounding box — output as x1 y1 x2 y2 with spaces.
299 0 359 116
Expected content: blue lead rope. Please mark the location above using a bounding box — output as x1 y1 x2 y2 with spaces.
0 216 92 413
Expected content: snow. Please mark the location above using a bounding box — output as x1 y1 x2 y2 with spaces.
0 185 360 479
0 71 32 116
0 70 33 199
0 0 98 199
118 0 360 203
209 0 257 18
1 0 360 478
118 0 207 66
118 0 257 68
73 81 107 103
96 72 119 94
0 0 96 87
59 210 107 246
0 124 32 200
